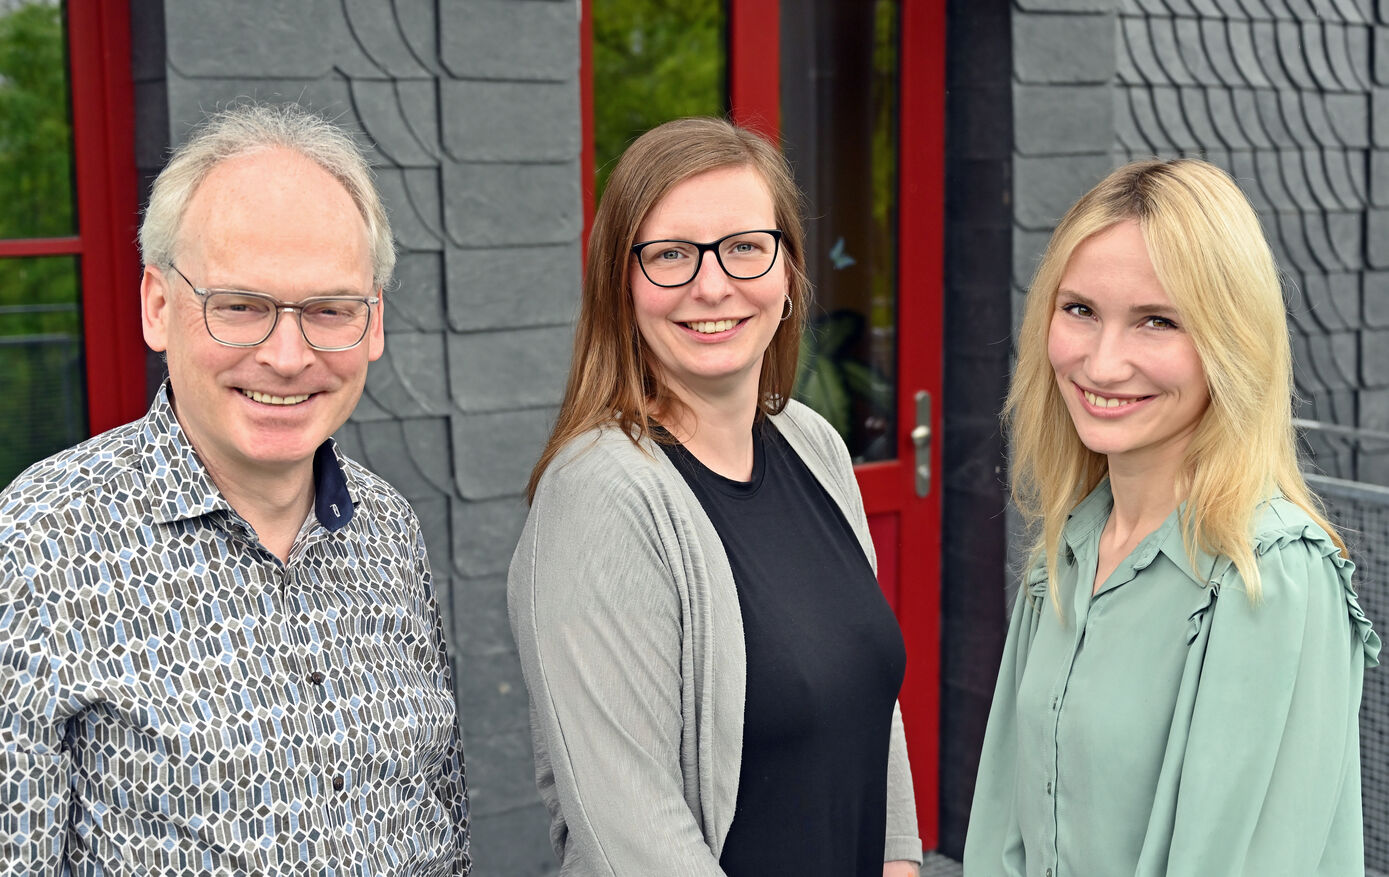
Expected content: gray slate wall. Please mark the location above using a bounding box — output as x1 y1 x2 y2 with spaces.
133 2 578 873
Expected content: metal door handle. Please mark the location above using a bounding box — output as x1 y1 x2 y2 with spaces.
912 390 931 498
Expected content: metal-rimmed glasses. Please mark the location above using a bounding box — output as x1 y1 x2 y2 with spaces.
167 264 379 352
630 229 783 288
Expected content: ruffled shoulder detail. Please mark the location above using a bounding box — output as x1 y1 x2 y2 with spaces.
1186 583 1219 645
1251 513 1381 669
1021 557 1050 612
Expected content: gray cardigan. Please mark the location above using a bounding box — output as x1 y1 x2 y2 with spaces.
508 400 922 875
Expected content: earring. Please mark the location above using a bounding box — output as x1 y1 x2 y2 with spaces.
780 294 793 322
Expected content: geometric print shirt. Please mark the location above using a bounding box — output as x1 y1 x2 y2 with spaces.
0 385 471 875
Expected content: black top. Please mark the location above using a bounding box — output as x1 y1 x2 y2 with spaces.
660 420 907 876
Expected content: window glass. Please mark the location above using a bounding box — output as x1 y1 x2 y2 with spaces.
592 0 726 195
783 0 900 462
0 0 76 238
0 256 85 485
0 1 85 486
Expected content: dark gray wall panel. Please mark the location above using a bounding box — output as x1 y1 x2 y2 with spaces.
439 0 577 81
445 244 581 331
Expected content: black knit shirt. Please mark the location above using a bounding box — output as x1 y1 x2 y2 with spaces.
661 420 906 876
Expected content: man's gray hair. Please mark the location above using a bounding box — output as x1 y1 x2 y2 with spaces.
139 103 396 289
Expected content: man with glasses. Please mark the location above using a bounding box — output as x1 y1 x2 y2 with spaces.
0 103 471 874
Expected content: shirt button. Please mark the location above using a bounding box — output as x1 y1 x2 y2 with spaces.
1051 697 1058 711
332 775 345 792
309 670 326 685
1046 781 1053 794
1045 869 1052 877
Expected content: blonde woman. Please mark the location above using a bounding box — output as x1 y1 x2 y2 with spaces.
509 118 920 876
965 159 1380 875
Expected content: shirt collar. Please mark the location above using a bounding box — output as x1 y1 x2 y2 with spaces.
312 441 354 532
141 381 355 532
1062 476 1227 589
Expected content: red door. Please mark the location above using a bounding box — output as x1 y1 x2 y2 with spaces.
583 0 946 848
731 2 945 848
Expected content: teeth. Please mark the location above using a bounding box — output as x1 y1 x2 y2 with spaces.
242 389 311 406
1083 390 1138 409
686 319 738 334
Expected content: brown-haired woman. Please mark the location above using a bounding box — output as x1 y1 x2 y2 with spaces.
508 117 922 876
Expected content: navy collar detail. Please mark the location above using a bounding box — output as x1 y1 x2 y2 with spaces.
313 441 354 532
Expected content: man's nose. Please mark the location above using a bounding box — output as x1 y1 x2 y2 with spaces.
254 308 316 374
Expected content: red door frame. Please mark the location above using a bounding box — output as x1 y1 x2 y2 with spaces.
68 0 145 432
580 0 947 849
0 0 145 436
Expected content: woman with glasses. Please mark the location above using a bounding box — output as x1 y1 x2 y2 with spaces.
964 159 1380 875
508 117 922 876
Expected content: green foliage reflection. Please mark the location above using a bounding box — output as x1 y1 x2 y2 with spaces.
0 1 84 487
592 0 726 195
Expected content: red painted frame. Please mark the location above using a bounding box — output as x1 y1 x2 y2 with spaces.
580 1 596 261
728 0 779 138
893 0 947 849
66 0 145 433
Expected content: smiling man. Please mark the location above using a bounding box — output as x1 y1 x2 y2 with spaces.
0 104 471 875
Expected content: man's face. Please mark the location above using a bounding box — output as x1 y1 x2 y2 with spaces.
141 147 383 488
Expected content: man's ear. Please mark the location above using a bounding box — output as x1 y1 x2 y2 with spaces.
366 288 385 362
140 265 171 352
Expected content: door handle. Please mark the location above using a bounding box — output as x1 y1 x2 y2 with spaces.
911 390 931 498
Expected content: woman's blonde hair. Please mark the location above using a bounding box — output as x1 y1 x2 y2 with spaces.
526 117 810 502
1006 158 1343 604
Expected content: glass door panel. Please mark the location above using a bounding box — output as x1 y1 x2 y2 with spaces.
592 0 727 195
782 1 900 463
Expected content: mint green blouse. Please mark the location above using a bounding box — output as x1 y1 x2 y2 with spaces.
964 480 1381 877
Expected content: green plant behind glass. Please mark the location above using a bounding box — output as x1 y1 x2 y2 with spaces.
592 0 726 196
0 2 84 487
795 311 891 456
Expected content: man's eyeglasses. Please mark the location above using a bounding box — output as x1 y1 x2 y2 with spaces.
631 229 783 288
167 264 379 352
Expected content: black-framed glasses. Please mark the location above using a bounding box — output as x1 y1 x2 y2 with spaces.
631 229 783 288
167 264 379 352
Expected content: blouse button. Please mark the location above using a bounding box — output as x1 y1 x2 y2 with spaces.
309 670 326 685
332 775 345 792
1046 781 1053 795
1045 869 1053 877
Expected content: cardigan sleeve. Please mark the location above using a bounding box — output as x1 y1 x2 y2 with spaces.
508 449 729 877
962 569 1048 877
1156 526 1380 876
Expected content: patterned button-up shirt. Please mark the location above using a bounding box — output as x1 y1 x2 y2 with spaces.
0 386 471 875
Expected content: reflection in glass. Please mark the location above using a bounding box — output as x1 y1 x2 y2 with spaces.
783 1 900 463
0 0 76 239
0 256 86 487
592 0 726 195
